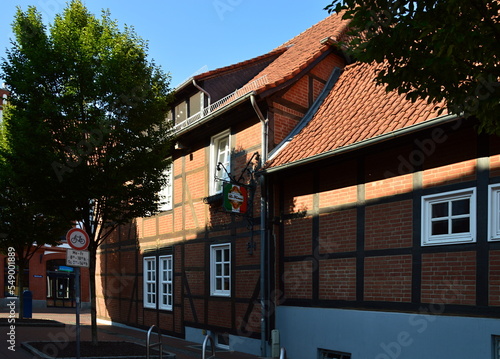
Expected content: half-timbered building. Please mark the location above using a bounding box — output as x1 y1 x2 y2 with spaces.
95 13 349 356
263 61 500 358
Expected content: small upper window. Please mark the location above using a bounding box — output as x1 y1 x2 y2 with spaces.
210 130 231 195
421 188 476 246
489 184 500 241
159 164 173 211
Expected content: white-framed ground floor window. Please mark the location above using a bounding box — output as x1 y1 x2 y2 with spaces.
489 184 500 241
143 253 173 310
159 255 173 310
143 256 156 309
210 243 231 297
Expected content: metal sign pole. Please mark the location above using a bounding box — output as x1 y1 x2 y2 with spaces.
65 227 90 359
75 266 81 359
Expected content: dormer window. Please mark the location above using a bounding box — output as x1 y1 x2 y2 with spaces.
174 101 187 125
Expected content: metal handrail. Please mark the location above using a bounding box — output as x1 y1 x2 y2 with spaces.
173 75 268 133
146 325 163 359
280 347 287 359
201 334 216 359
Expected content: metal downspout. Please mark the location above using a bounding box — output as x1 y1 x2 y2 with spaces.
251 93 269 357
192 79 211 107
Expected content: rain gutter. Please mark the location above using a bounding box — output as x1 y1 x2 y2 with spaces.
192 79 211 107
262 113 459 174
250 93 270 358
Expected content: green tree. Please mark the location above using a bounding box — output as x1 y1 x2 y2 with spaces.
0 108 69 318
1 0 173 343
326 0 500 133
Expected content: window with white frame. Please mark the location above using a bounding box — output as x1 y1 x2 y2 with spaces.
421 188 476 246
210 243 231 297
159 255 173 310
210 130 231 195
143 257 156 309
159 164 173 211
489 184 500 241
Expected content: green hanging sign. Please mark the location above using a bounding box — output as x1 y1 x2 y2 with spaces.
223 183 248 214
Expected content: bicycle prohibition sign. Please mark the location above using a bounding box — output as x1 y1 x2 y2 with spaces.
66 228 90 251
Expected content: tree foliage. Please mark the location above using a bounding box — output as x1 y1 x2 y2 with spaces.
326 0 500 133
1 0 173 341
0 108 69 317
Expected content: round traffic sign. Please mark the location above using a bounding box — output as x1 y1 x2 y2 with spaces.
66 228 90 251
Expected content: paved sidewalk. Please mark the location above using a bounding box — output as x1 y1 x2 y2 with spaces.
0 308 264 359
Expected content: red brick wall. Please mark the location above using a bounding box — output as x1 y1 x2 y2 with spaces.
236 302 261 334
421 252 476 305
208 300 232 327
489 250 500 306
283 76 309 109
318 210 357 253
319 257 356 301
276 124 500 318
364 255 412 302
318 161 357 207
284 217 313 257
283 261 313 299
0 247 90 305
365 200 413 250
271 54 345 147
235 270 260 298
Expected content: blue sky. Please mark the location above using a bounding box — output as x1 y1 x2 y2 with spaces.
0 0 331 88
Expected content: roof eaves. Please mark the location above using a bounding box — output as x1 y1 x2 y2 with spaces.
263 113 459 174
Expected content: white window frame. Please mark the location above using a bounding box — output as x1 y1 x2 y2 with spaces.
489 184 500 241
421 188 476 246
143 256 156 309
159 255 173 311
159 164 173 211
210 243 231 297
209 130 231 195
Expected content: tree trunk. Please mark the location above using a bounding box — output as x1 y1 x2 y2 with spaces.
17 259 27 319
89 245 98 345
18 268 24 319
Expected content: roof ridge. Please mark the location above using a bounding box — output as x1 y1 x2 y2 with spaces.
248 12 350 95
194 47 288 81
274 13 345 50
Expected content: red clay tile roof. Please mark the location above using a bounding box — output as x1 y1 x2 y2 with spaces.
191 48 287 82
250 12 350 93
190 12 350 94
266 61 447 169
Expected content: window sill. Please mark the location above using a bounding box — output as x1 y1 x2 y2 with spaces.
422 235 475 246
